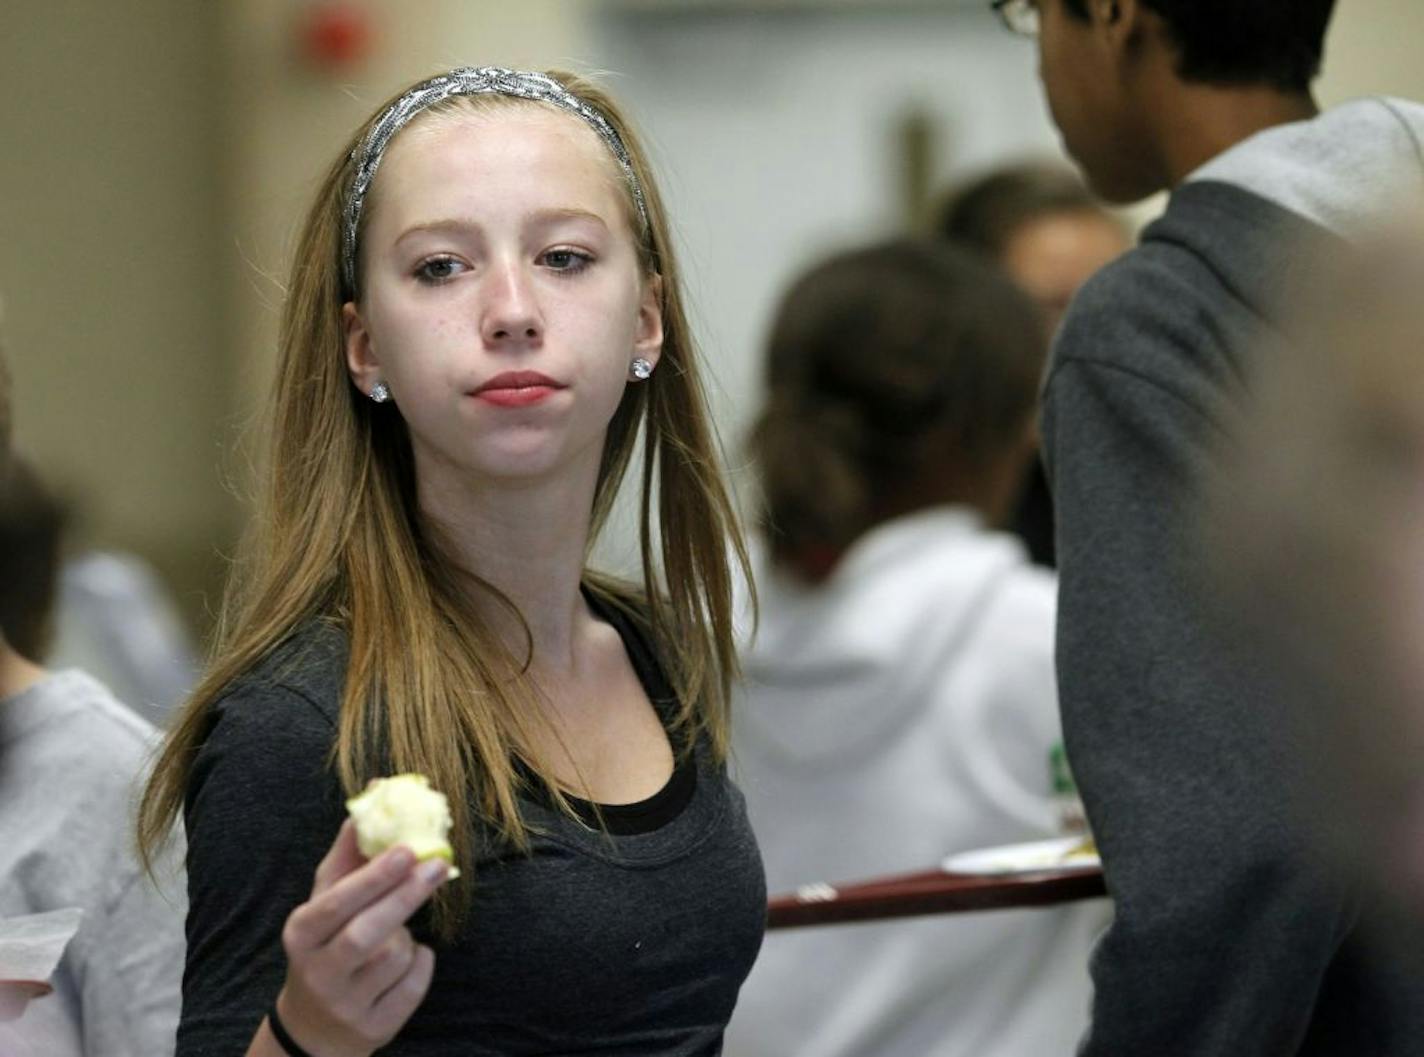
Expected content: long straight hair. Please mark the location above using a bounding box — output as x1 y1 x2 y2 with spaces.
138 71 752 938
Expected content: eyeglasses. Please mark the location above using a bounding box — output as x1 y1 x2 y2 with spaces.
991 0 1040 37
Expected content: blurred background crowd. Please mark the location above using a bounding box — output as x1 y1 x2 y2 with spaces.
2 2 1423 1056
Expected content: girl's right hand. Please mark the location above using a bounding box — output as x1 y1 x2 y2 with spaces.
265 819 449 1057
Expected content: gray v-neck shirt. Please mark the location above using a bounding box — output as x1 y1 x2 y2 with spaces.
178 606 765 1056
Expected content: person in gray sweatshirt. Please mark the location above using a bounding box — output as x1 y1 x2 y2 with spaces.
0 341 185 1057
989 0 1424 1052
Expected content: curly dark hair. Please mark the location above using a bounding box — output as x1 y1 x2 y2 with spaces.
1062 0 1336 92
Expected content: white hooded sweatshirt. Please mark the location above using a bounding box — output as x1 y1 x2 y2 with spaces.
725 506 1106 1057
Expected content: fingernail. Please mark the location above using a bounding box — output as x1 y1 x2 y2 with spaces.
417 859 449 885
386 847 416 871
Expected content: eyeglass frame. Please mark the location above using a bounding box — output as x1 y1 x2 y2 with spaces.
991 0 1040 37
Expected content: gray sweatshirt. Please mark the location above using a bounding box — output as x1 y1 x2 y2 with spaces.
1042 97 1424 1055
0 670 185 1057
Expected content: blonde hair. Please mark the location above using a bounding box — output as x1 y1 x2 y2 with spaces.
138 70 751 938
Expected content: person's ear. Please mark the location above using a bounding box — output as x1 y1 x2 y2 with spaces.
342 301 384 399
633 274 664 371
1090 0 1153 76
1090 0 1141 47
1089 0 1123 25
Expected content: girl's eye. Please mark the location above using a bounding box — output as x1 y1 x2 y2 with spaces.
415 256 465 283
540 249 593 274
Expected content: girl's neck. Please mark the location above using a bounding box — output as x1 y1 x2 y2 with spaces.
417 463 599 673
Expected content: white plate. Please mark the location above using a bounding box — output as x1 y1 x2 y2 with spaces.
942 836 1100 876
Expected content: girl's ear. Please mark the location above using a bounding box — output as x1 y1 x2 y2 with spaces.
634 274 664 370
343 301 383 396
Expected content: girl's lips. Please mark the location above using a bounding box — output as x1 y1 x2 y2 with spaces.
470 371 565 408
474 385 558 408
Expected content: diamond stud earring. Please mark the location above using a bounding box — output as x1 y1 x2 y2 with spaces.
629 358 654 381
370 381 391 404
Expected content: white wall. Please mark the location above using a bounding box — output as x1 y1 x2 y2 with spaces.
0 1 229 622
1320 0 1424 106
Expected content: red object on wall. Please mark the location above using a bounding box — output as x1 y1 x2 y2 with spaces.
299 2 374 73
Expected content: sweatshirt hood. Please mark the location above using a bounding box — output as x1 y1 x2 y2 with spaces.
732 507 1026 765
1187 96 1424 240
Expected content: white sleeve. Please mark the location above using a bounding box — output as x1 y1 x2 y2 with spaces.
77 842 186 1057
944 567 1063 837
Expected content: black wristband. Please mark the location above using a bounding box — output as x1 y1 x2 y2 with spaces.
267 1003 318 1057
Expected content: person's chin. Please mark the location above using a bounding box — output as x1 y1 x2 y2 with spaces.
1085 167 1162 206
476 451 563 482
1068 146 1162 205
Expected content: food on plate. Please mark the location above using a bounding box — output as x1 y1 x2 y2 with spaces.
1061 837 1098 862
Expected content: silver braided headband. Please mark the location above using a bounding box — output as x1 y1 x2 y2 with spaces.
342 66 649 296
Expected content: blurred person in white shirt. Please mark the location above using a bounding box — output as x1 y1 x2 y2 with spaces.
725 239 1105 1057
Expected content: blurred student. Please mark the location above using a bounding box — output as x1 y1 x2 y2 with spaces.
48 549 200 727
937 162 1129 568
0 345 185 1057
1207 227 1424 924
725 240 1103 1057
937 162 1128 337
995 0 1424 1049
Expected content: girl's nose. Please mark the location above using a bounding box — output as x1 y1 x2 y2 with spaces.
480 263 543 348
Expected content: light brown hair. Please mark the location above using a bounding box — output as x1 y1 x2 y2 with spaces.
138 71 751 938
